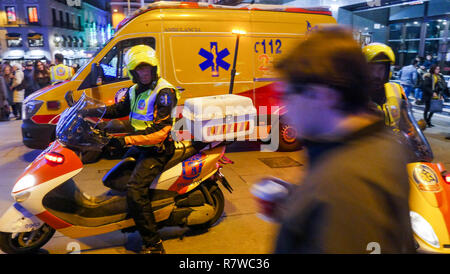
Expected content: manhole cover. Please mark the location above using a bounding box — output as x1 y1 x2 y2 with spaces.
258 157 303 168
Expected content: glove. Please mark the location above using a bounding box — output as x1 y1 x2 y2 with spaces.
107 137 126 150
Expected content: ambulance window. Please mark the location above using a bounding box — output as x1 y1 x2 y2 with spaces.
98 37 155 84
100 46 119 82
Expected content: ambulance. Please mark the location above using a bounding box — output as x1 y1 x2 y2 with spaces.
21 1 336 151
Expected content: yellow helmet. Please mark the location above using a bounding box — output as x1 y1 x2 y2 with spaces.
124 45 160 81
362 43 395 64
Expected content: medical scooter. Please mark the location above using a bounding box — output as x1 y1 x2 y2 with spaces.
0 93 235 254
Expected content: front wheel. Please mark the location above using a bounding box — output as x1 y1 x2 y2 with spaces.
0 224 55 254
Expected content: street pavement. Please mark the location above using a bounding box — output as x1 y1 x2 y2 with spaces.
0 113 448 254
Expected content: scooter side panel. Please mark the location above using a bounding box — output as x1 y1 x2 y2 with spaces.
0 203 43 233
10 143 83 230
57 218 136 239
167 146 224 194
13 169 82 217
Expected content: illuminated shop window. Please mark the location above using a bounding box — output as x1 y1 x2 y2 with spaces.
6 33 22 47
27 6 39 23
28 33 44 47
6 6 17 23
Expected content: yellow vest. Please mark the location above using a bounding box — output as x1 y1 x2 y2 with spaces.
50 64 73 84
380 82 405 128
129 78 180 132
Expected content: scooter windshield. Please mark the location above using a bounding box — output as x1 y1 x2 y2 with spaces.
56 93 109 151
389 97 434 162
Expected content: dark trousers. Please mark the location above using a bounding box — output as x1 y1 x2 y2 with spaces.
124 142 174 247
423 97 434 124
12 103 21 119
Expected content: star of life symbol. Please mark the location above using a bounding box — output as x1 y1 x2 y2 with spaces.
198 42 230 77
56 67 66 76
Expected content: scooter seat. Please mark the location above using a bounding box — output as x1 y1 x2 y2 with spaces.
101 141 207 192
102 157 136 185
163 140 199 171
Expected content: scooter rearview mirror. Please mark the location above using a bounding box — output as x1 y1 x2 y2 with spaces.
65 90 75 107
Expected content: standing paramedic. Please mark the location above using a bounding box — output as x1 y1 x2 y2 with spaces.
83 45 180 254
50 53 73 84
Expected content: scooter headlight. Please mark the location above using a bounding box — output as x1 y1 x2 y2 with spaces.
410 211 440 248
12 175 36 194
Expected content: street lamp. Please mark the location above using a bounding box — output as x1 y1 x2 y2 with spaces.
229 29 246 94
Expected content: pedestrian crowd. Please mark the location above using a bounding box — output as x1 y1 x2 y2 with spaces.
0 55 78 121
397 54 449 127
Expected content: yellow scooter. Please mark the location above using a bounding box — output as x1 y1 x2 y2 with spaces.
390 97 450 253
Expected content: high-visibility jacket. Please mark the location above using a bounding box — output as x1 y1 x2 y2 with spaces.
50 64 73 84
379 82 406 128
128 78 180 146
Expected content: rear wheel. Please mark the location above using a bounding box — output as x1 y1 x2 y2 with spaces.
262 119 303 152
0 224 55 254
188 183 225 230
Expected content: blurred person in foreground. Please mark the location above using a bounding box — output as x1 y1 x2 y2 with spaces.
274 26 415 254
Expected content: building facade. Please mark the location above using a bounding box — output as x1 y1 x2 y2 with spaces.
0 0 112 65
284 0 449 74
335 0 449 74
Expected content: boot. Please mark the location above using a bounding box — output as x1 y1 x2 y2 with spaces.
140 240 166 254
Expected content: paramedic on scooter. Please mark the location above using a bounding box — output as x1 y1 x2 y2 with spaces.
362 43 406 126
84 45 180 254
362 43 431 163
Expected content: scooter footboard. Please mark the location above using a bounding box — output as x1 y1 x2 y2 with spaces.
0 203 43 233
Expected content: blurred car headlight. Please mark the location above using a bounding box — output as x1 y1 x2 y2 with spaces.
23 100 44 120
410 211 440 248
